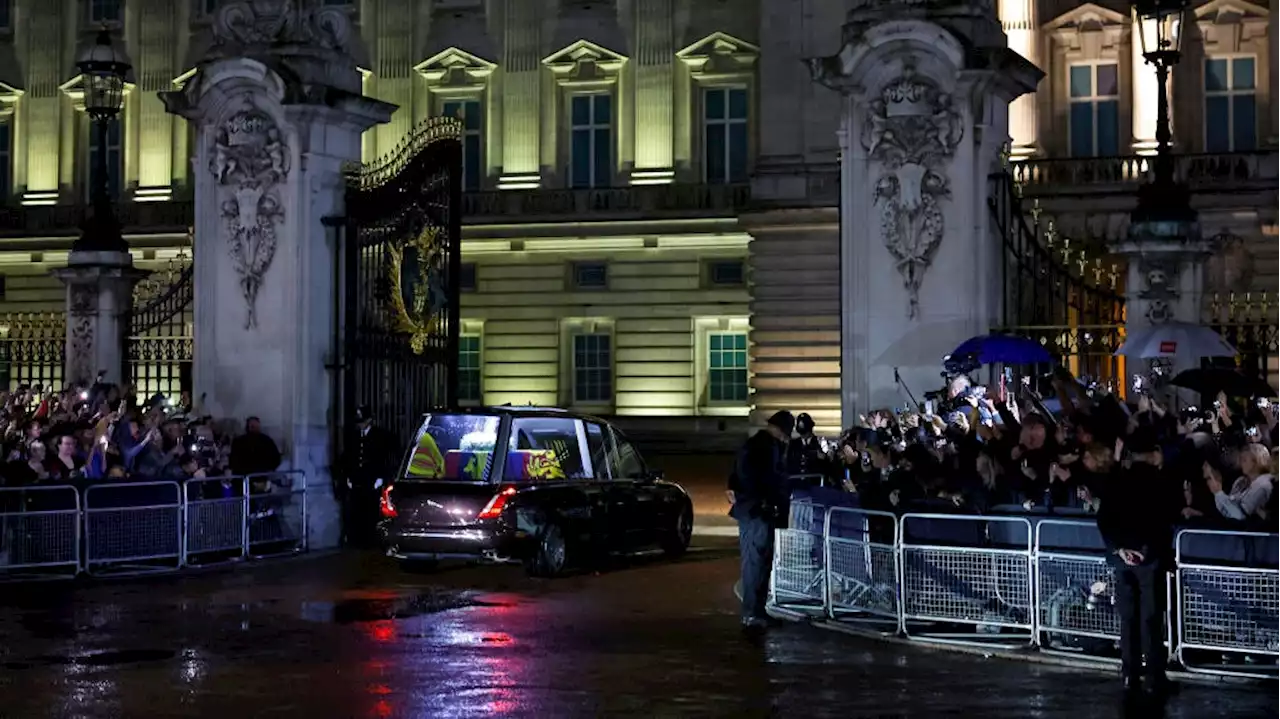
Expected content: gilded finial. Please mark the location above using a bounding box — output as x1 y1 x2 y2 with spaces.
1029 199 1043 225
1108 263 1119 290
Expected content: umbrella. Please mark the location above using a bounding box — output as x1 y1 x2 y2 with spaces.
945 334 1054 371
1169 368 1277 399
1113 322 1237 360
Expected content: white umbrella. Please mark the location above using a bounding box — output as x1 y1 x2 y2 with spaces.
1113 322 1237 360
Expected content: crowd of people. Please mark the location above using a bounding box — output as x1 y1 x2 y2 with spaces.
730 365 1277 697
0 380 283 490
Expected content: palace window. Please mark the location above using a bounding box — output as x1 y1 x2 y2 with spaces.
573 333 612 403
85 118 123 203
707 259 746 287
0 0 11 30
569 94 612 189
572 261 608 290
703 87 749 184
1068 63 1120 157
442 99 482 192
90 0 122 23
458 334 482 403
1205 57 1256 152
0 120 11 202
708 332 748 403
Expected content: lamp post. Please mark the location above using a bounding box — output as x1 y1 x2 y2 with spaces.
74 28 131 254
1129 0 1196 238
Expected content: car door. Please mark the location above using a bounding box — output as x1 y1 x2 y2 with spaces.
608 428 659 548
584 421 632 551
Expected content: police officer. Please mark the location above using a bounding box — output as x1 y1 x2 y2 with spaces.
1096 426 1180 697
729 410 794 631
787 412 833 486
339 405 398 548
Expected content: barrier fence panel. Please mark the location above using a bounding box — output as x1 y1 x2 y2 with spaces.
824 507 900 634
1175 529 1280 680
771 527 826 612
899 513 1035 647
0 485 80 580
246 471 307 557
183 476 248 565
1033 519 1121 658
84 481 183 576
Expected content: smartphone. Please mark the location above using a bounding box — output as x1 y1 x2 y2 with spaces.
924 399 935 416
1258 397 1271 409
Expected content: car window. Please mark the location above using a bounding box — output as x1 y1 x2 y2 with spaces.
506 416 599 481
402 413 501 482
585 422 612 479
610 430 646 479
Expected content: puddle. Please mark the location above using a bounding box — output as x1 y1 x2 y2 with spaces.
3 648 175 670
301 591 506 625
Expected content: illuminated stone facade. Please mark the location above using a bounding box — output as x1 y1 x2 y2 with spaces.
0 0 1273 440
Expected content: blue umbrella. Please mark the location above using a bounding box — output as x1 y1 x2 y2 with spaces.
945 334 1054 368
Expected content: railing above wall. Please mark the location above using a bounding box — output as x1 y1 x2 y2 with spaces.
460 183 752 222
0 200 196 237
1011 151 1277 195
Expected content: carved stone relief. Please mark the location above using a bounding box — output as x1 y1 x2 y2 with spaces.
863 75 963 319
67 285 97 385
212 0 352 54
211 101 290 329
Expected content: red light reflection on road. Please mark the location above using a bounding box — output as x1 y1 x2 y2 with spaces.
367 620 396 643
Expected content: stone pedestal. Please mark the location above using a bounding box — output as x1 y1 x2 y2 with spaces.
810 2 1041 425
160 2 394 550
52 251 148 387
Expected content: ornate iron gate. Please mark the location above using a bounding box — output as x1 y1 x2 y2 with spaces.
989 170 1127 383
333 117 463 445
128 257 195 400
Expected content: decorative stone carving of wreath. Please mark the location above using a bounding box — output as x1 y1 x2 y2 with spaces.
384 225 448 355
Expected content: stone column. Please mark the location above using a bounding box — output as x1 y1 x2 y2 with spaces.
631 0 674 182
160 2 394 550
810 3 1041 426
1270 10 1278 146
52 252 147 387
1000 0 1040 157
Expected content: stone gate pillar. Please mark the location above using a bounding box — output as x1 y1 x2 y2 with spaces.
160 1 394 549
810 2 1042 425
52 252 147 387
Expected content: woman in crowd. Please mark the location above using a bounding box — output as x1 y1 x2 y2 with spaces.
1209 442 1275 528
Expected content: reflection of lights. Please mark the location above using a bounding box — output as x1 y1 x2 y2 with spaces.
368 620 396 643
180 648 206 685
368 684 393 696
371 699 394 718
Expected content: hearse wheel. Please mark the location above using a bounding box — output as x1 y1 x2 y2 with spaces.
661 503 693 557
525 522 568 578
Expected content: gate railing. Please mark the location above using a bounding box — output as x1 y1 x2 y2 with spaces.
770 504 1278 680
0 470 307 581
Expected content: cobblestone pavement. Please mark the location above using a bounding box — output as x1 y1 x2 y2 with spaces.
0 541 1273 718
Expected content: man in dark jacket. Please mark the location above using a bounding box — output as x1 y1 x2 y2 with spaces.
729 410 794 630
1096 426 1180 696
339 405 399 548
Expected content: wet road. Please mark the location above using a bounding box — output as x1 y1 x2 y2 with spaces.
0 541 1274 719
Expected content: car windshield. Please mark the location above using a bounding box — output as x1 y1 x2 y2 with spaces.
402 413 501 482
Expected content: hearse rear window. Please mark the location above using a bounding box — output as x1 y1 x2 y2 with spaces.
506 416 601 481
403 413 501 482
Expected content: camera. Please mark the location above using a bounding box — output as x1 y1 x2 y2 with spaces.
1256 397 1270 409
1131 374 1145 393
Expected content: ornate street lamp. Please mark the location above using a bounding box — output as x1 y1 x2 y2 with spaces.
74 29 131 253
1129 0 1196 241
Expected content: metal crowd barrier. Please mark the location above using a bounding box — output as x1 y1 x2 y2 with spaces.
85 481 184 576
769 505 1280 680
1175 529 1279 680
899 513 1035 647
0 470 309 581
0 486 81 580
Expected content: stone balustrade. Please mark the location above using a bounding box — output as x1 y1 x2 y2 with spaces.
0 200 196 237
1011 151 1278 194
460 182 752 221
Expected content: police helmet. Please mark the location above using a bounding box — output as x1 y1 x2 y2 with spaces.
795 412 816 435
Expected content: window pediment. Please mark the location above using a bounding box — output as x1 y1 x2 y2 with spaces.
1194 0 1269 25
1047 3 1127 53
0 80 22 118
676 32 759 78
415 47 497 88
542 40 627 87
